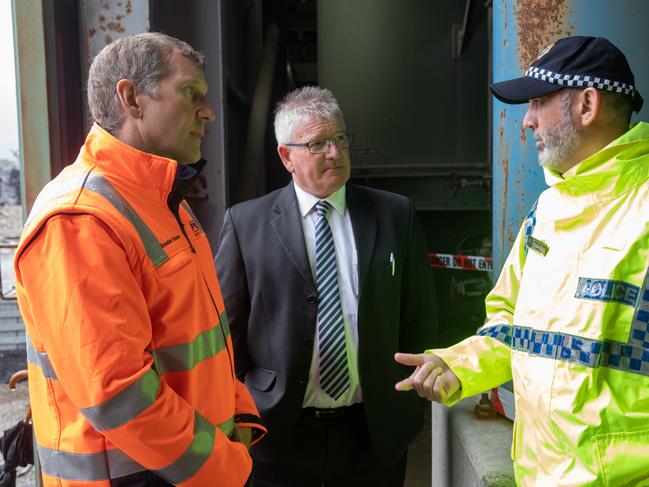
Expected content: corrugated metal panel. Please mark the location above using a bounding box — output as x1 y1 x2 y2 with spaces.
0 301 24 351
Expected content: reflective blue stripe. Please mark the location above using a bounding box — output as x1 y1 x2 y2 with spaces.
478 324 649 376
37 444 145 481
26 335 57 379
79 368 160 431
523 200 538 256
629 269 649 348
152 410 215 484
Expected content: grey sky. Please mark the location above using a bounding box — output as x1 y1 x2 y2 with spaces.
0 0 18 162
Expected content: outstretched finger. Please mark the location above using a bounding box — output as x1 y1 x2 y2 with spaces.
395 378 415 391
394 352 425 367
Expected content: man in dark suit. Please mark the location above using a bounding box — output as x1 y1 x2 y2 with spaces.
215 86 436 487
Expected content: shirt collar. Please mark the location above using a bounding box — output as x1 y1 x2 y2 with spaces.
294 182 346 218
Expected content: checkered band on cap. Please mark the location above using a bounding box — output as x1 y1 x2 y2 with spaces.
525 67 637 96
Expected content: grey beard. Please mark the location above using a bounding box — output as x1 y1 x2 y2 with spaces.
537 115 581 173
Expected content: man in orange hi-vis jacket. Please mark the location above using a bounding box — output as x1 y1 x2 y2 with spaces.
14 32 266 487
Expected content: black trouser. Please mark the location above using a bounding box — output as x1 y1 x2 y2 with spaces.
250 403 407 487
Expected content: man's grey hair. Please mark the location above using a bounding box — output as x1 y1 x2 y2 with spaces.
274 86 345 144
561 88 633 127
88 32 205 134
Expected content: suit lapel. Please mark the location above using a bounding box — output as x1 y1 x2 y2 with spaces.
271 183 316 288
347 184 377 296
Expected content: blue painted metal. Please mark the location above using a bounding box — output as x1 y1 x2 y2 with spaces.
492 0 649 275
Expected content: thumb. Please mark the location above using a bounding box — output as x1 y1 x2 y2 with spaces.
394 352 425 367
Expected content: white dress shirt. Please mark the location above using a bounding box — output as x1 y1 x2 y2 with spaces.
294 183 363 408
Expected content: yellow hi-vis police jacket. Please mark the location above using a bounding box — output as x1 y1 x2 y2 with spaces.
432 122 649 486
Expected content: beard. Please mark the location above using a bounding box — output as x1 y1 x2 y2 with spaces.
536 109 581 173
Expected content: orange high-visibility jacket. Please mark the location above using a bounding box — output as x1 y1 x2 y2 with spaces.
14 124 265 486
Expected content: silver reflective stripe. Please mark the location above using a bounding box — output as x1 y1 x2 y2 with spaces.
25 171 91 227
36 416 233 483
152 410 215 484
84 173 169 268
79 368 160 431
153 313 231 374
38 444 145 481
180 200 205 234
26 335 57 379
220 311 231 338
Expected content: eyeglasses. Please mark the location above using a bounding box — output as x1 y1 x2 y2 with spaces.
284 134 353 154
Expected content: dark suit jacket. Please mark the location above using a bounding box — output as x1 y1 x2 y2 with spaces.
215 182 437 465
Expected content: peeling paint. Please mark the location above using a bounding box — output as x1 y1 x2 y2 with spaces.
514 0 574 72
498 109 509 260
107 22 125 32
85 0 147 52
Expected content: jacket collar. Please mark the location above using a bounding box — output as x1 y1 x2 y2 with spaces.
543 121 649 203
81 123 179 194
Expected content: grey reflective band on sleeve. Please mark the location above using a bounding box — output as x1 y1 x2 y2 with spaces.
24 172 92 227
35 415 233 482
84 173 169 268
152 410 215 484
26 335 57 379
153 313 230 374
37 444 146 481
79 368 160 431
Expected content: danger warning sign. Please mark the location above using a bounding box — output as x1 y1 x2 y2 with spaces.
429 253 492 272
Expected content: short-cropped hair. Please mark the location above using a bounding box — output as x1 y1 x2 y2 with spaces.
274 86 345 144
87 32 205 134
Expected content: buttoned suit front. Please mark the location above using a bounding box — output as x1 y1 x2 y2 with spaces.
215 181 436 479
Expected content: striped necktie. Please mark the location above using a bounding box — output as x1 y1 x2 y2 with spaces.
314 200 350 400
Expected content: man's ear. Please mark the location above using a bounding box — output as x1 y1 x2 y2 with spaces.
577 87 602 127
116 79 141 119
277 145 294 173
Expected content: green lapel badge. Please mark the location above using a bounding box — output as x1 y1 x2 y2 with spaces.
526 235 549 256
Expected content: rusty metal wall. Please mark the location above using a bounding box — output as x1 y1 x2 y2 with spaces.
79 0 150 132
492 0 649 274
